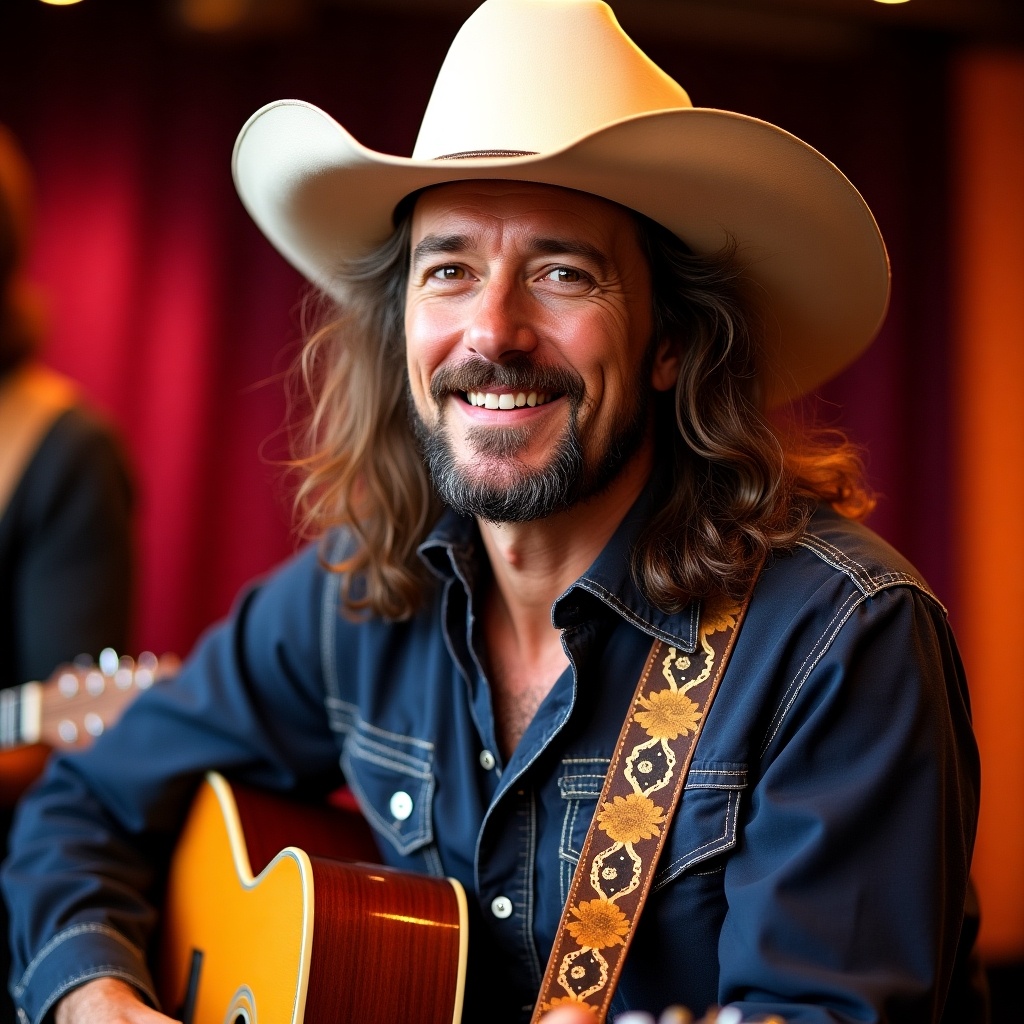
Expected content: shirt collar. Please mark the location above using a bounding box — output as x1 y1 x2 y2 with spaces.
417 483 699 653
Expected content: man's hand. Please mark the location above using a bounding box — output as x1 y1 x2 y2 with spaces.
541 1007 699 1024
541 1009 599 1024
54 978 174 1024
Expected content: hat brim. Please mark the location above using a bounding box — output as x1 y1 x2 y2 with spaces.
232 99 890 405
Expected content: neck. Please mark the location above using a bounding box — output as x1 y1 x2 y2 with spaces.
477 446 652 651
476 446 653 757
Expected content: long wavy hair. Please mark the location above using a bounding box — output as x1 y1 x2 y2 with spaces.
288 202 873 619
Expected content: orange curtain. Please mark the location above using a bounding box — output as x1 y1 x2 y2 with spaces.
952 50 1024 961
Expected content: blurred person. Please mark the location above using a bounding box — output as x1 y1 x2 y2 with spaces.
0 124 134 692
2 3 980 1024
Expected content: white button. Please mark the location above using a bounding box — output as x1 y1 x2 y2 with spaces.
490 895 513 919
479 749 496 771
389 790 413 821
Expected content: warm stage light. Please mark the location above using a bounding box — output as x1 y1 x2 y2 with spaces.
873 0 912 5
38 0 87 6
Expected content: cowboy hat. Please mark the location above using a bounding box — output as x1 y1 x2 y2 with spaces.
232 0 890 404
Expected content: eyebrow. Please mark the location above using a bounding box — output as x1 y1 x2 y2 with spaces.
530 237 612 277
410 234 472 272
410 234 613 276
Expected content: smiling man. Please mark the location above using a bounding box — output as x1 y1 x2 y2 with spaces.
406 181 665 526
3 3 980 1024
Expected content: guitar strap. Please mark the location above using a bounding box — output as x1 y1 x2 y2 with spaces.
532 578 758 1023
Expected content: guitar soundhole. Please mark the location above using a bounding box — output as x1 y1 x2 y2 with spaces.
225 986 255 1024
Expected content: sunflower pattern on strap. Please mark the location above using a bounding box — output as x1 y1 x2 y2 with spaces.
535 596 744 1022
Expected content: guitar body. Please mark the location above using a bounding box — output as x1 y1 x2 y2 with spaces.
158 773 468 1024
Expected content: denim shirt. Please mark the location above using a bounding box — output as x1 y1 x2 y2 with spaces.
3 499 979 1024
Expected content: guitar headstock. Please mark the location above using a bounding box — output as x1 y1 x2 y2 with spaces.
30 647 180 750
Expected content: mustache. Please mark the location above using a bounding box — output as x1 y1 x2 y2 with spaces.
429 357 586 404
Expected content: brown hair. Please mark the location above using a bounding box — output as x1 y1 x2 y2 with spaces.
288 204 873 619
634 214 873 609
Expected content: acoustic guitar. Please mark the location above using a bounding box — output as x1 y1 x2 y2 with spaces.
158 772 468 1024
0 649 178 805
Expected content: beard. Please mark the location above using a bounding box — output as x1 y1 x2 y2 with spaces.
409 353 653 524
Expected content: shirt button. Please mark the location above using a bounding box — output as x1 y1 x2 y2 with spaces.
479 749 496 771
389 790 413 821
490 895 513 919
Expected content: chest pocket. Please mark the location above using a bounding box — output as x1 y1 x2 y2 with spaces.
340 727 437 862
557 759 747 904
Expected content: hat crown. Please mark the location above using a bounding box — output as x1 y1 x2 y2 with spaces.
412 0 691 160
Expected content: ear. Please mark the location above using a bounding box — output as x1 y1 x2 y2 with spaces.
650 336 681 393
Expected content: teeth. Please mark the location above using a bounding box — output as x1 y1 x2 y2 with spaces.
466 391 550 409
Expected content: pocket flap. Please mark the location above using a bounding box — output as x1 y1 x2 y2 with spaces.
342 734 436 856
557 758 747 884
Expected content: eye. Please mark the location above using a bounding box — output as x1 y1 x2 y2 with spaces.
544 267 584 284
430 265 466 280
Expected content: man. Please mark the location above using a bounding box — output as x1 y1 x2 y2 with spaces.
3 2 979 1023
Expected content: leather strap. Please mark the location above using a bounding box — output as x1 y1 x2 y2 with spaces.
533 586 756 1022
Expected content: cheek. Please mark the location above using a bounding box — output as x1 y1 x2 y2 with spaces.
404 303 448 395
562 310 645 401
404 300 473 425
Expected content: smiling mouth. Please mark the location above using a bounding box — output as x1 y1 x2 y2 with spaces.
463 390 556 410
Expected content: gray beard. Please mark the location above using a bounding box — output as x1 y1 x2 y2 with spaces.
409 359 651 524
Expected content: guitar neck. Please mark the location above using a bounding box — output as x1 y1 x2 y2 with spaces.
0 682 42 750
0 650 176 753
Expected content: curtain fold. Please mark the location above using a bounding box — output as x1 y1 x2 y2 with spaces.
952 49 1024 960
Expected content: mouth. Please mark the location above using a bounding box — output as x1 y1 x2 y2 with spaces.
463 390 556 410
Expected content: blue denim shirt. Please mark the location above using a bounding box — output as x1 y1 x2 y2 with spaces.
3 499 979 1024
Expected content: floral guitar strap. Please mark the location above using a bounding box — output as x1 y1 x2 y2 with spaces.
531 584 756 1023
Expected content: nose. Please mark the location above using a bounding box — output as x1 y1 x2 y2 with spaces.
463 275 538 362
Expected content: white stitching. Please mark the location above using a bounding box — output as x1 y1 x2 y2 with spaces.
571 578 698 650
796 533 944 610
346 740 432 778
758 588 860 756
653 789 741 890
346 733 433 773
340 748 435 856
326 698 435 750
15 924 143 996
522 789 543 987
760 590 864 757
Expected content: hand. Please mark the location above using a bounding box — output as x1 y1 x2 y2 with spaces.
616 1011 693 1024
541 1008 599 1024
541 1007 693 1024
55 978 174 1024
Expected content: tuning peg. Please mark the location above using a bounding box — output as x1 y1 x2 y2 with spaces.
98 647 119 675
136 652 159 689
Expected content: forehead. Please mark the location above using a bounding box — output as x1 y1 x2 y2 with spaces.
409 180 640 247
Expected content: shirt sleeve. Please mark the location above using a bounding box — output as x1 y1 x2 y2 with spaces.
718 583 980 1024
1 541 344 1024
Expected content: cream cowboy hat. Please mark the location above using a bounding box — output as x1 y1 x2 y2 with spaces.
232 0 890 404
